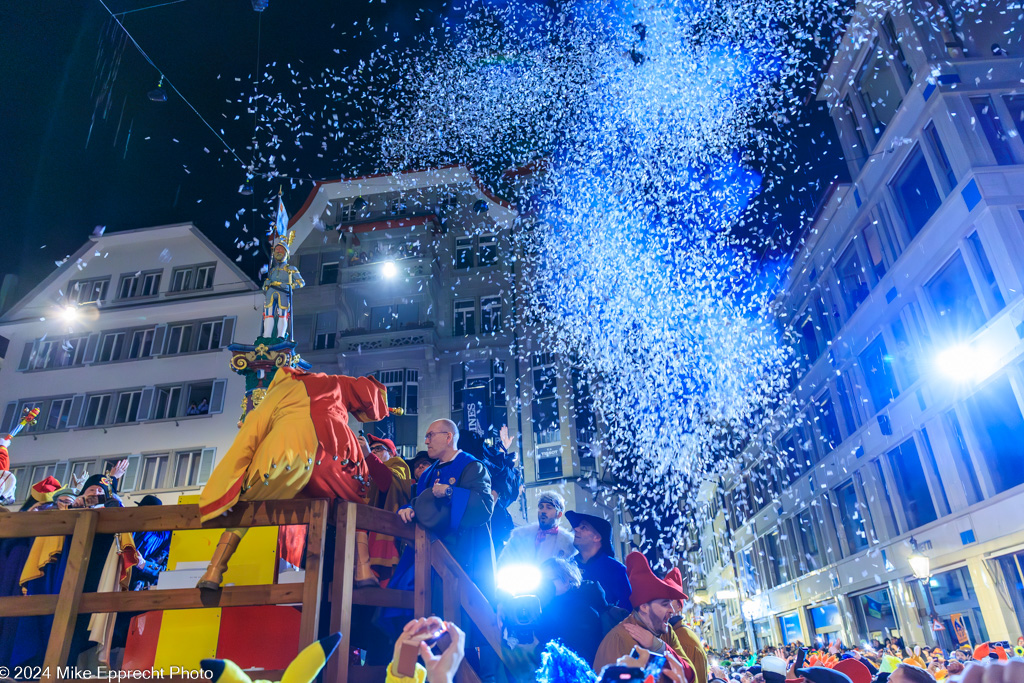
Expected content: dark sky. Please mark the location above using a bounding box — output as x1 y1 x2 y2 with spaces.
0 0 844 311
0 0 441 309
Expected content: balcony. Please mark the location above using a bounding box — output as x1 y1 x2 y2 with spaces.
339 256 432 286
335 322 437 353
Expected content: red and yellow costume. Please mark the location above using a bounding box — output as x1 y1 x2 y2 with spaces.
199 367 389 523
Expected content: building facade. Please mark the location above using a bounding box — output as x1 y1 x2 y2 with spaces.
0 223 260 506
688 0 1024 651
284 166 628 539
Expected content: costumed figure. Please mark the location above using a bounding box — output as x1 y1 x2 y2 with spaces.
664 568 709 683
202 633 341 683
196 366 392 590
262 233 304 339
460 425 523 555
499 490 576 567
566 511 633 611
356 434 413 587
0 406 41 505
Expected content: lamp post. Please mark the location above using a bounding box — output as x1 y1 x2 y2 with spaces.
909 537 943 648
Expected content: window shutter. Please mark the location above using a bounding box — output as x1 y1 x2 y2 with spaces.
293 315 313 346
210 379 228 414
119 454 142 493
151 324 167 356
19 341 36 371
221 316 236 347
137 387 155 421
67 395 86 428
83 334 100 363
315 310 338 334
197 447 216 485
52 461 69 487
2 402 17 432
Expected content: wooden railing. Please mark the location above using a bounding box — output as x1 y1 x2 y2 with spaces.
0 500 328 683
329 501 509 683
1 500 509 683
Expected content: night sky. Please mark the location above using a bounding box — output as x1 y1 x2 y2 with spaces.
0 0 845 311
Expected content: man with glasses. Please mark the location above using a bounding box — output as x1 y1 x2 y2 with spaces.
395 419 497 679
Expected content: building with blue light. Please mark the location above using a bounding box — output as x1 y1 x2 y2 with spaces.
686 0 1024 651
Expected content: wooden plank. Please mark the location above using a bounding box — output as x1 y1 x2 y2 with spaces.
299 499 328 648
430 543 504 661
0 594 58 617
0 510 79 538
42 512 97 681
326 501 358 683
353 504 416 541
441 564 462 629
352 586 414 609
413 525 430 618
0 584 303 616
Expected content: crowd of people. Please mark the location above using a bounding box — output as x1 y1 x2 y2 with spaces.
2 414 1023 683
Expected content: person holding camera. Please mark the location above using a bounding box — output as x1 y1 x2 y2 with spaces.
593 552 696 681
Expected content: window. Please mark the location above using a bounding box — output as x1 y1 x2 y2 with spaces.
856 37 903 135
479 234 498 266
29 336 89 370
153 385 183 420
114 390 143 423
99 332 125 362
835 370 861 434
128 328 155 359
1003 95 1024 140
796 509 822 572
186 381 214 414
891 147 942 239
923 122 957 192
389 194 407 215
314 311 337 350
30 463 58 486
139 454 168 490
925 251 986 339
835 480 869 553
859 335 900 412
887 437 938 530
46 397 74 431
837 243 870 315
377 369 419 414
971 96 1018 165
814 391 843 452
888 316 919 387
944 410 983 505
118 271 161 299
196 321 223 351
170 264 216 292
962 375 1024 494
83 394 111 427
397 303 418 328
195 264 215 290
370 305 396 331
861 223 888 282
532 397 560 445
881 15 913 89
69 460 93 483
453 300 475 336
798 314 821 365
70 277 109 304
966 231 1005 313
455 237 474 269
841 95 869 163
173 450 203 487
320 260 339 285
165 324 192 355
480 296 502 333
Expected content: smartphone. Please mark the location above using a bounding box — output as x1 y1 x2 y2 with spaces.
95 492 107 505
629 647 666 681
598 666 644 682
396 623 451 678
794 647 807 671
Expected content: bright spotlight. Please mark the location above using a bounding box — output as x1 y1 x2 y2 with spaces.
61 306 79 323
382 261 398 279
496 563 541 596
935 344 993 382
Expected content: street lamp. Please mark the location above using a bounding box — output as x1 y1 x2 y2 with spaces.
909 537 944 647
61 305 79 323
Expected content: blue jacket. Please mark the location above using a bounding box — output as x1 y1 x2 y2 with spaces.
574 553 632 611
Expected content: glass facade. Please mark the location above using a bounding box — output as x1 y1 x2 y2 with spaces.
852 587 900 643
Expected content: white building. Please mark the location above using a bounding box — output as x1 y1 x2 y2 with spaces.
688 0 1024 650
0 223 260 506
284 165 627 538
